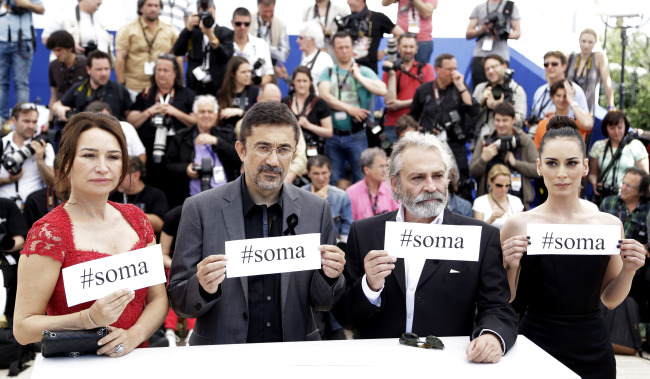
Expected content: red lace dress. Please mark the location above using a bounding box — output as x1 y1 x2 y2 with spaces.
22 201 156 348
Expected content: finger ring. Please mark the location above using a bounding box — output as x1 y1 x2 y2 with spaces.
115 344 125 354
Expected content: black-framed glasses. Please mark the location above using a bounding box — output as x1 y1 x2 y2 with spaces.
234 21 250 27
399 333 445 350
243 141 295 158
543 61 560 68
494 183 511 188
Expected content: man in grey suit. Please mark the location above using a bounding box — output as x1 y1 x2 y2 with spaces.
168 101 346 345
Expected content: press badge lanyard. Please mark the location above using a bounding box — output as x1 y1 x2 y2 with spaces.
335 67 351 100
139 18 161 60
313 0 331 26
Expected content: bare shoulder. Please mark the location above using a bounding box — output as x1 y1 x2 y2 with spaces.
501 210 539 240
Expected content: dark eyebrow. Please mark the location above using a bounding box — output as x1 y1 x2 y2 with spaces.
80 148 122 154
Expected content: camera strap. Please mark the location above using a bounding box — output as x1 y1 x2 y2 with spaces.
396 62 423 94
597 139 626 187
306 49 321 72
139 18 161 59
313 1 331 31
291 95 319 119
335 66 352 101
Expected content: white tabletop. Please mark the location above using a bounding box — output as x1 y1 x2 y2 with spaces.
31 335 579 379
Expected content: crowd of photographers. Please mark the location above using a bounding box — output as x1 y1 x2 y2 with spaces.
0 0 648 352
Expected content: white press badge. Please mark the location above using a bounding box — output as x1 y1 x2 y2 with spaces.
334 111 347 121
192 66 208 82
144 61 156 75
511 172 522 192
213 166 226 184
481 37 494 52
408 10 420 34
307 145 318 157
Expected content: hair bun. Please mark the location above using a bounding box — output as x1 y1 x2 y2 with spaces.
546 115 579 131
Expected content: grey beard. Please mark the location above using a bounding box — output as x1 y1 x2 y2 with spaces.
400 189 449 219
253 164 284 190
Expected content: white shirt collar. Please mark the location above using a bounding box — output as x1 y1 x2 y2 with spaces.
395 204 444 225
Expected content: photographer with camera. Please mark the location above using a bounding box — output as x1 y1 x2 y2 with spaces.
127 54 196 193
338 0 403 73
0 103 54 207
275 21 334 96
173 0 234 95
533 80 594 150
318 31 387 185
465 0 520 89
588 110 648 205
528 51 589 135
53 50 133 124
45 31 88 123
302 0 350 58
250 0 289 66
41 0 112 58
409 53 478 199
382 0 437 64
472 53 526 140
382 33 434 142
165 95 239 208
0 0 44 122
469 102 537 209
231 7 274 87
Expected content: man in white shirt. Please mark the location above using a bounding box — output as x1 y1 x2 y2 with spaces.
231 7 274 86
250 0 289 65
333 131 517 363
0 103 55 207
275 21 333 95
159 0 197 34
41 0 112 57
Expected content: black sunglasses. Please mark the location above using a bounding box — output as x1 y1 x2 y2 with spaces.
234 21 250 27
543 61 560 68
494 183 511 188
399 333 445 350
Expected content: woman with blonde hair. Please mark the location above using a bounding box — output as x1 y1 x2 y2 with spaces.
472 163 524 230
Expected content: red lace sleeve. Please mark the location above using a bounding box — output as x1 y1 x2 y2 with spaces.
22 215 68 264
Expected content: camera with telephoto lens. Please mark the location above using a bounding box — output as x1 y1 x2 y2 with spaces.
192 157 213 192
484 11 510 41
151 114 171 164
1 134 48 176
81 41 98 56
386 37 398 62
491 68 514 99
382 58 402 73
0 233 15 252
198 1 214 28
251 58 265 85
484 134 520 158
334 15 368 41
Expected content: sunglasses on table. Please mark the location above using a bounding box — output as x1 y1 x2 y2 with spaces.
399 333 445 350
234 21 251 27
543 61 560 68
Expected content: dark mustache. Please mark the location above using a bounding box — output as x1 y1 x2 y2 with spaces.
258 164 283 174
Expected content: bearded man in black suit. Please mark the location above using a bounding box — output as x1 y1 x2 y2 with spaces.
333 131 517 363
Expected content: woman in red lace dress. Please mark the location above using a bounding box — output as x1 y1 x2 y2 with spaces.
13 113 168 357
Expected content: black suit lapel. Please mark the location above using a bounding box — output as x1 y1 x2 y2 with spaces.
416 210 459 288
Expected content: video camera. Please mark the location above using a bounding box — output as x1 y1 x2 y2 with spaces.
192 157 213 192
151 114 171 164
197 1 215 28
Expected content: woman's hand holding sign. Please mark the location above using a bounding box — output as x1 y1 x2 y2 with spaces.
88 289 136 327
618 238 647 272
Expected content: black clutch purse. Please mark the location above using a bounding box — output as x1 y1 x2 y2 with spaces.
41 327 110 358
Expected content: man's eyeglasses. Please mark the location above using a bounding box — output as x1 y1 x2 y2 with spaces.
543 61 560 68
494 183 511 188
234 21 251 27
621 182 639 190
399 333 445 350
243 141 295 158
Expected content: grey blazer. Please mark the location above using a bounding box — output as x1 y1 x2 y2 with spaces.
168 176 345 345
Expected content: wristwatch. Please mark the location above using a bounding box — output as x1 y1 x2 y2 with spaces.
570 101 579 108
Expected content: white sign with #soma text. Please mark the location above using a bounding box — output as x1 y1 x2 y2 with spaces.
527 224 621 255
384 221 482 261
225 233 322 278
62 244 167 307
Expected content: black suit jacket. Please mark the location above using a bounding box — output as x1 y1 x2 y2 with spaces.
333 209 517 351
173 25 234 94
